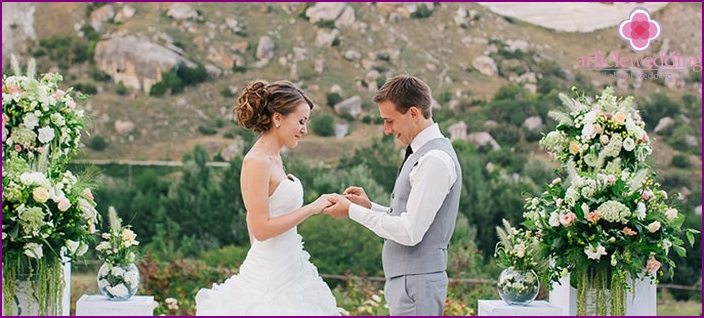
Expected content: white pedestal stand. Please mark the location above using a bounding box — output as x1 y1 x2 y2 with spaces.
548 273 656 315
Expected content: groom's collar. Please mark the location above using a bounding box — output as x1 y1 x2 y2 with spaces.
409 123 442 153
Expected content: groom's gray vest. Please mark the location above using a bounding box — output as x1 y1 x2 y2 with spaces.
382 137 462 279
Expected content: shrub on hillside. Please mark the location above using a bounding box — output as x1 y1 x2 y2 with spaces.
310 113 335 137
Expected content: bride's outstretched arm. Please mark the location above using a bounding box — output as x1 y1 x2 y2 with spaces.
241 156 332 241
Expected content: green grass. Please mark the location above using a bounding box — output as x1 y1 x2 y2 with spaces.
658 300 702 316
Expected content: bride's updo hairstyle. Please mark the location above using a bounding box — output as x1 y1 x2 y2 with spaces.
235 80 314 133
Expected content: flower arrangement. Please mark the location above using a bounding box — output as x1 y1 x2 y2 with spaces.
96 207 141 300
494 219 540 272
522 87 698 315
494 219 542 306
96 207 140 267
2 58 86 170
2 56 98 315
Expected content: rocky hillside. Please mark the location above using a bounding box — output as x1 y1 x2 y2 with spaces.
2 2 701 172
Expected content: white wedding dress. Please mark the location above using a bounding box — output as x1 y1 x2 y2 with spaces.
195 175 342 316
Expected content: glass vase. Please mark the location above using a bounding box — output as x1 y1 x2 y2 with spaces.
497 267 540 306
97 262 139 301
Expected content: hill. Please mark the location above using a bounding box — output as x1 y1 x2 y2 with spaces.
2 2 701 187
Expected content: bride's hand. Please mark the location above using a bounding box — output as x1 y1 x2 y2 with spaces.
309 194 336 214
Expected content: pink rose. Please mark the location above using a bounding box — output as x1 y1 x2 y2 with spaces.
54 89 65 100
8 85 22 95
645 256 662 273
559 212 576 227
83 188 94 201
605 175 616 185
641 190 654 201
57 198 71 211
2 113 9 125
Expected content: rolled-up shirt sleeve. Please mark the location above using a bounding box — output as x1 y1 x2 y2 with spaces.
348 150 457 246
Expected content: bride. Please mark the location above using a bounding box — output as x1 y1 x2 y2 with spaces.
195 80 342 316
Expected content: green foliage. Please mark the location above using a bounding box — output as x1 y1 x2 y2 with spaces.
90 68 112 82
115 82 128 95
486 148 527 173
197 124 218 135
638 92 681 129
87 135 106 151
410 3 434 19
220 88 235 98
338 135 399 191
326 92 343 107
331 278 388 316
488 123 522 147
73 83 97 95
309 113 336 137
139 253 236 316
154 146 248 257
671 153 692 168
149 64 207 97
38 36 92 69
198 244 250 268
176 64 208 86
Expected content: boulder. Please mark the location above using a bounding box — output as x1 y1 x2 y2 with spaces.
94 36 195 93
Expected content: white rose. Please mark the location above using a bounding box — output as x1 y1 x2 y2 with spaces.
622 137 636 151
549 212 560 227
37 126 55 144
665 209 678 221
647 221 661 233
23 113 39 130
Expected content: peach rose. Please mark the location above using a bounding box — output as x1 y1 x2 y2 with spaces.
645 256 662 273
613 112 626 125
622 227 637 236
586 211 601 222
32 187 49 203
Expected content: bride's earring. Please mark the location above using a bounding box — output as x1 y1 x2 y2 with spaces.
275 123 280 129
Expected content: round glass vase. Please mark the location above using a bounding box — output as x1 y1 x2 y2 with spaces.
97 262 140 301
497 267 540 306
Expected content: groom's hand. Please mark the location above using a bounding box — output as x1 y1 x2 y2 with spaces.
342 186 371 209
323 194 351 219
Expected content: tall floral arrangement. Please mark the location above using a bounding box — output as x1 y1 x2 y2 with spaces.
2 57 99 315
522 87 698 315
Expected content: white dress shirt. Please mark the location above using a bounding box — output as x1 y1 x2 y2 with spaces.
349 123 458 246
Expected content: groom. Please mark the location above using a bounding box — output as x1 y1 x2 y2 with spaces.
324 74 462 316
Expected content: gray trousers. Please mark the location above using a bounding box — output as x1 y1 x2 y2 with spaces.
384 271 448 316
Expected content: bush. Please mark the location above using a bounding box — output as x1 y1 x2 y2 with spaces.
410 3 434 19
671 154 692 168
309 113 335 137
115 82 128 95
139 254 236 316
87 135 106 151
326 92 343 107
489 124 522 146
73 83 97 95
